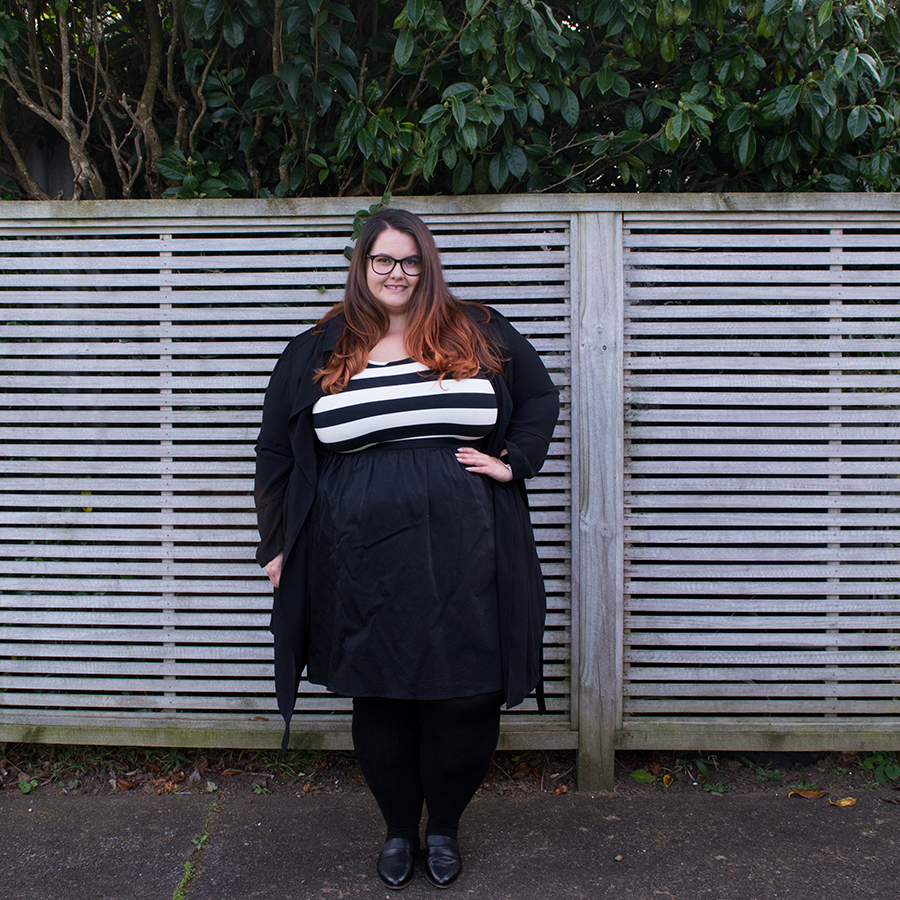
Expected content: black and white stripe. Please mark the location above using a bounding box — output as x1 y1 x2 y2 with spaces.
312 359 498 453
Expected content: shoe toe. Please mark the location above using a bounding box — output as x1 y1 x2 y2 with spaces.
377 837 417 890
425 835 462 888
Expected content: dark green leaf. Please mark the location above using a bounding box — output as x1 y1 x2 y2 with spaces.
727 106 749 132
673 0 692 26
321 62 357 97
460 122 478 151
218 170 249 191
326 3 355 23
394 30 415 68
156 158 189 180
737 128 756 167
824 108 844 141
656 0 674 29
450 95 467 128
596 69 615 95
775 84 802 117
612 74 631 97
488 153 508 190
419 105 447 125
834 47 858 78
204 0 225 29
311 81 333 113
516 43 536 74
452 157 473 192
357 128 376 157
660 32 675 63
223 11 244 47
560 87 580 127
317 23 342 54
505 145 528 179
624 103 644 130
405 0 425 27
250 74 280 99
278 61 305 102
847 106 868 139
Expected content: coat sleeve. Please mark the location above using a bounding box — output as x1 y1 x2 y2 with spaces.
254 347 296 568
492 313 560 480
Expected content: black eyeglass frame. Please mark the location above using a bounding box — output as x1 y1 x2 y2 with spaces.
366 254 422 276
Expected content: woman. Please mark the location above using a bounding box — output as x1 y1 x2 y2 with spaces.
255 208 559 889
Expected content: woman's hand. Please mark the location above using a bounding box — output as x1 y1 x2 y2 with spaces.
265 551 284 588
455 447 513 483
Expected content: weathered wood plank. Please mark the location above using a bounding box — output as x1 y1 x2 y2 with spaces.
573 211 623 791
625 390 900 406
625 649 900 665
626 614 900 631
624 683 900 698
626 302 900 318
626 665 900 681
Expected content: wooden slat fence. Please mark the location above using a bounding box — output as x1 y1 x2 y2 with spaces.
0 204 573 752
619 209 900 754
3 196 900 790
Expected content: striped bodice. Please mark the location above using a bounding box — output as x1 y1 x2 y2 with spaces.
312 358 499 453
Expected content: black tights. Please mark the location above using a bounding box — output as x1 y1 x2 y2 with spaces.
352 690 504 843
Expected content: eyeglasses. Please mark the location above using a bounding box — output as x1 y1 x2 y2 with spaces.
367 254 422 276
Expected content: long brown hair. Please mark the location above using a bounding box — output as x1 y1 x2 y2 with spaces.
314 208 504 393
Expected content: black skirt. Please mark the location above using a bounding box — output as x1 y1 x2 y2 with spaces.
305 439 504 699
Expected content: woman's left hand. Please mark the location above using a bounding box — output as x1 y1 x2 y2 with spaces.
456 447 513 483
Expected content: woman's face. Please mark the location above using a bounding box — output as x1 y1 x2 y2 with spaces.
365 227 421 317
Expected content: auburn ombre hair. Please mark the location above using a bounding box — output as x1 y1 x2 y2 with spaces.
314 208 505 394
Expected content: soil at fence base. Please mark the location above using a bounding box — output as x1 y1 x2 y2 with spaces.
3 747 898 803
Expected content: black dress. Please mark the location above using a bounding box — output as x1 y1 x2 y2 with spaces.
305 359 504 699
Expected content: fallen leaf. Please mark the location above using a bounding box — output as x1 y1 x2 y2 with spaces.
116 779 137 791
555 784 568 794
879 797 900 805
205 781 218 793
829 797 857 807
220 768 243 777
250 716 269 722
630 769 656 783
512 761 532 779
648 762 661 775
197 758 209 776
302 783 313 793
789 789 827 799
663 774 674 789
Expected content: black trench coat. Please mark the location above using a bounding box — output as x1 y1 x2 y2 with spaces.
255 307 560 749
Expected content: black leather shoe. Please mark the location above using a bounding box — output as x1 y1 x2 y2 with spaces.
425 835 462 888
377 837 418 890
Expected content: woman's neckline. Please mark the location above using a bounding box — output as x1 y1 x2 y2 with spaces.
366 356 413 367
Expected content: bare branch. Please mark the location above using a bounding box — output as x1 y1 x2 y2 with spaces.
0 101 51 200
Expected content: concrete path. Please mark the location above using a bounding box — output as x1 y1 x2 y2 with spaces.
1 790 896 899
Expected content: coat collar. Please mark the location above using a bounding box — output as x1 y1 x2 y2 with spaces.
288 313 345 421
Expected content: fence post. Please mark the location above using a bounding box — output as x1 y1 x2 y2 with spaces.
574 212 624 792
